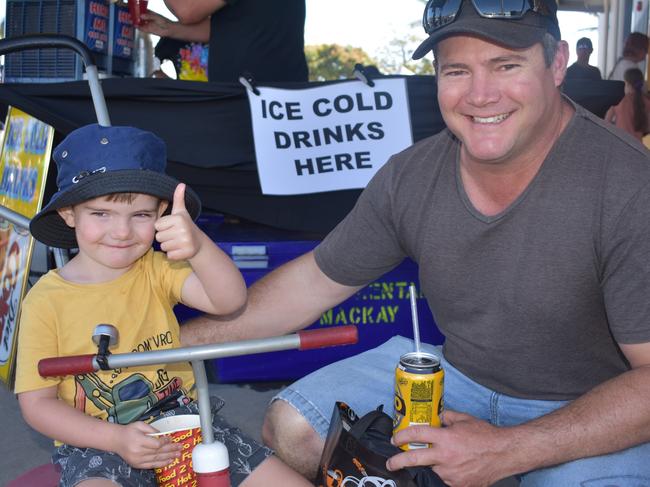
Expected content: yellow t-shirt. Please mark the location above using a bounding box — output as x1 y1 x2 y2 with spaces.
14 249 196 427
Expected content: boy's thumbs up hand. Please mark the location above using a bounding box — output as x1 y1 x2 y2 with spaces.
171 183 187 215
155 183 201 261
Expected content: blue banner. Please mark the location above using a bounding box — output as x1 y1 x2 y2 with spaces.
85 0 109 53
113 3 135 59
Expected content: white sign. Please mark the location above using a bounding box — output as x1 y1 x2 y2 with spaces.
246 79 413 195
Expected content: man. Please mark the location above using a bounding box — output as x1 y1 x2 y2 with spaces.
565 37 601 80
608 31 649 81
139 0 308 83
182 0 650 485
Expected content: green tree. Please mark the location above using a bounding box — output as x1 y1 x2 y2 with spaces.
304 0 432 80
376 35 435 76
372 0 434 75
305 44 377 81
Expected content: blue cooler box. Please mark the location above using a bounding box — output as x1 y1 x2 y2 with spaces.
176 215 444 383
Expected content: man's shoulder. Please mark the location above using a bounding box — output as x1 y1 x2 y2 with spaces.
574 103 647 150
570 103 650 177
587 65 602 78
566 62 584 72
565 63 601 80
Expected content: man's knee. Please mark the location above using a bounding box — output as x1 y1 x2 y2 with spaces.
261 399 325 479
261 399 320 449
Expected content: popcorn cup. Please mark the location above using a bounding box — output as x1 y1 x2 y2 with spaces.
150 415 202 487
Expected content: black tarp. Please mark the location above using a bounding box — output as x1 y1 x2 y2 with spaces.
0 76 622 235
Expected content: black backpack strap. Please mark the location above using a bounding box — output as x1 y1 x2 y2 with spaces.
348 405 392 440
346 405 450 487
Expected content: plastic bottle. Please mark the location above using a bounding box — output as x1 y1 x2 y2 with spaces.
133 31 154 78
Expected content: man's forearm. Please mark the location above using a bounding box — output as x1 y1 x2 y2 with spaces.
180 259 336 345
506 365 650 474
179 276 314 346
164 0 227 24
180 252 362 346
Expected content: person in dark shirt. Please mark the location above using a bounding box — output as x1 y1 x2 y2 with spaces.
566 37 602 80
139 0 308 83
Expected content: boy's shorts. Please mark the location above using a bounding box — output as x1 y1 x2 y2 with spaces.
53 399 272 487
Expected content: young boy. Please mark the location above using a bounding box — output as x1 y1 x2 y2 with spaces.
14 124 312 487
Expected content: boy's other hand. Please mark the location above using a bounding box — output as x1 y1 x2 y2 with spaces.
114 421 182 469
155 183 202 261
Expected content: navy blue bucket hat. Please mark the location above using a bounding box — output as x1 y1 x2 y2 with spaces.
30 124 201 249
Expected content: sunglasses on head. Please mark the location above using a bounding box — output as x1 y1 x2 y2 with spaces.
423 0 552 35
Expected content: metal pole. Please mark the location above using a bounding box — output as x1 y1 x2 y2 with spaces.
101 334 301 370
52 248 70 268
191 360 214 444
38 326 358 380
85 65 111 127
0 205 30 230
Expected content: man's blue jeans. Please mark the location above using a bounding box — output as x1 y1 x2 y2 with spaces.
274 336 650 486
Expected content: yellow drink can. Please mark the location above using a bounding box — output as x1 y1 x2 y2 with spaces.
393 351 444 450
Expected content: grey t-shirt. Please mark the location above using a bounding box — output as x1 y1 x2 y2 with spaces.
314 103 650 400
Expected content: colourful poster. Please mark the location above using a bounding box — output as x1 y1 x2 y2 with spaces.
0 107 54 387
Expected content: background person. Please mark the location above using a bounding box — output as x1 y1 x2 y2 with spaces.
14 125 313 487
608 31 649 81
180 0 650 485
138 0 308 83
565 36 601 80
605 67 650 141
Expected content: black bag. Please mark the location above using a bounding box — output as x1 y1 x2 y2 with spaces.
316 402 448 487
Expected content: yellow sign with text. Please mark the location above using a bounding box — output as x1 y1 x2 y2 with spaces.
0 107 53 218
0 107 54 388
